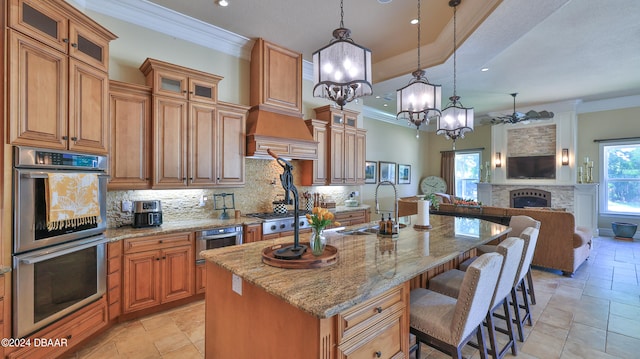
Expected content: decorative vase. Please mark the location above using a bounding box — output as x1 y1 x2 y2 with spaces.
612 222 638 239
310 228 326 256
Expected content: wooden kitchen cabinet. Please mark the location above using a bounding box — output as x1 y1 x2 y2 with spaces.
299 119 328 185
333 209 369 227
107 241 123 321
108 81 152 190
7 296 108 359
7 0 116 154
302 106 367 185
122 232 194 313
250 38 302 113
141 58 247 189
195 263 206 294
336 284 408 359
243 223 263 243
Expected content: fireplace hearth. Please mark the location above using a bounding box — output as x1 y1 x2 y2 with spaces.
510 188 552 208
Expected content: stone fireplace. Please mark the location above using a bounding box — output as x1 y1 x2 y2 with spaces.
510 188 552 208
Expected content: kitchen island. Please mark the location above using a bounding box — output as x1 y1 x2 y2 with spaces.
202 215 510 358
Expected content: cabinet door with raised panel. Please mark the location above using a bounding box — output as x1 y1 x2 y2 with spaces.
8 30 68 150
161 245 194 303
355 129 367 185
343 127 357 184
243 223 263 243
329 125 346 184
68 58 109 154
109 82 152 189
123 250 161 313
189 102 218 187
153 97 188 188
217 103 247 186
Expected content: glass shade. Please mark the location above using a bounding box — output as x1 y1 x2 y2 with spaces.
312 35 372 109
437 100 474 140
396 72 442 130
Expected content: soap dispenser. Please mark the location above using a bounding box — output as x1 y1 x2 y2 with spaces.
379 214 386 235
385 214 393 235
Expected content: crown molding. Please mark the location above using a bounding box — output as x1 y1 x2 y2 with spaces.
577 95 640 114
83 0 253 60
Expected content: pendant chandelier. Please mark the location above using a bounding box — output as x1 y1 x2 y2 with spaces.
437 0 474 150
396 0 442 139
312 0 372 109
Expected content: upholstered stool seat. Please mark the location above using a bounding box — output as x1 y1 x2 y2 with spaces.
410 252 504 359
461 215 541 305
429 237 525 359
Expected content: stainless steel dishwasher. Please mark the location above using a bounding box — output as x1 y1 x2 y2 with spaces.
195 225 243 264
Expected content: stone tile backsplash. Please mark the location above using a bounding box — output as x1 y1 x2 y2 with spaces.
106 158 359 228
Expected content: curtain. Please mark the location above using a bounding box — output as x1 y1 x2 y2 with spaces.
440 151 455 196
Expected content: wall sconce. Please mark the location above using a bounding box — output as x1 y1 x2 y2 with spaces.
561 148 569 166
495 152 502 168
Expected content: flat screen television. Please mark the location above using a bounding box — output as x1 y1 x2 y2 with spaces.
507 155 556 179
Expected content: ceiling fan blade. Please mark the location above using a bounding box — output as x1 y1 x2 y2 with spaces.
538 110 554 118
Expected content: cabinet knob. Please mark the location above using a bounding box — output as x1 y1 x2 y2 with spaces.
162 256 166 260
159 240 163 244
71 136 78 142
62 38 69 43
156 257 160 261
66 335 72 340
71 43 78 48
62 135 68 140
375 351 381 357
375 306 383 313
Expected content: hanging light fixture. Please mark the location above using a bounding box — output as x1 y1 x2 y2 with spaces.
437 0 474 149
397 0 442 139
312 0 373 109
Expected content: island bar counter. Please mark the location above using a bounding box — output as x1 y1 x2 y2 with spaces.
202 215 510 358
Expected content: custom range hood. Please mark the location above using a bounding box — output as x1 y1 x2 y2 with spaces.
246 106 318 160
246 38 318 160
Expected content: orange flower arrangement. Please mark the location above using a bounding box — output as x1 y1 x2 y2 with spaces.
305 207 340 231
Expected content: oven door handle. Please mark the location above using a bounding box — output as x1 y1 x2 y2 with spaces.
19 237 110 265
21 172 110 179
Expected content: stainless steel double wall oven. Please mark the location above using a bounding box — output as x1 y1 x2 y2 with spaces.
12 147 109 338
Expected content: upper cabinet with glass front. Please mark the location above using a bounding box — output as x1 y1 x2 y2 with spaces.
9 0 113 71
141 58 221 104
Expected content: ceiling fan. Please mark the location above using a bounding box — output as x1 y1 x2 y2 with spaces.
491 93 554 124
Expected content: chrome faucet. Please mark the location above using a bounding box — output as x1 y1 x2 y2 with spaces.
374 180 399 234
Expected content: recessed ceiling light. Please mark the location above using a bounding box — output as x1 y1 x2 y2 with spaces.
481 67 489 72
375 95 381 99
218 0 229 7
378 0 393 4
410 19 419 25
383 103 388 107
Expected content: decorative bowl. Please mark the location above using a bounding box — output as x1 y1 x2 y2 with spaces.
612 222 638 239
344 199 359 207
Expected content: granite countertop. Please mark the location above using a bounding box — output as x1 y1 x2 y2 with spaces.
104 206 371 242
104 216 262 242
201 214 510 319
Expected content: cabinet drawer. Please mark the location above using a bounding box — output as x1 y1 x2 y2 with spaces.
336 210 366 224
124 232 193 253
8 297 107 359
338 285 405 343
338 310 404 359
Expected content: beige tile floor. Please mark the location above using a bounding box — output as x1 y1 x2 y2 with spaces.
64 236 640 359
